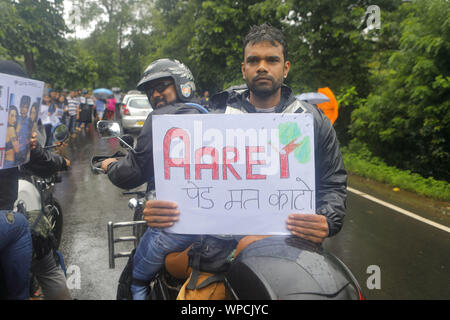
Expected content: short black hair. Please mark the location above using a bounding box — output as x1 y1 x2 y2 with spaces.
20 95 31 109
243 23 287 61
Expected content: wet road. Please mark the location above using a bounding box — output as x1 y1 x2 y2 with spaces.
56 127 450 300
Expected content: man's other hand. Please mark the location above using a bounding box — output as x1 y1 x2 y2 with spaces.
286 213 329 244
101 158 118 171
142 200 180 228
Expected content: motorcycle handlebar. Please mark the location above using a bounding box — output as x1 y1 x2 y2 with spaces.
90 151 126 175
123 191 147 199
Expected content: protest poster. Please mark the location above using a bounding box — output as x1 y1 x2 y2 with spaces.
0 73 44 169
152 113 315 235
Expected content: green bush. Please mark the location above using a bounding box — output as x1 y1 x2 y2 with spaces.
341 140 450 201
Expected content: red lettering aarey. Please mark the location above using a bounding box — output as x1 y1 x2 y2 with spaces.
246 146 266 180
163 127 190 180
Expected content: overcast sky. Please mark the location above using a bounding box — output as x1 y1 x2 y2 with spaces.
63 0 94 39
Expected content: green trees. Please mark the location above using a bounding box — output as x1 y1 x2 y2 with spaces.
0 0 99 89
0 0 69 81
1 0 448 183
349 0 450 180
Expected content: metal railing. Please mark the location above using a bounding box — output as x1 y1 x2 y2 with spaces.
107 220 147 269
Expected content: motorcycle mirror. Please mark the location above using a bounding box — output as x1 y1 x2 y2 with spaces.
97 120 122 139
52 124 69 143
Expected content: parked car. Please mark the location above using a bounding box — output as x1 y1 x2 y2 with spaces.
119 93 152 132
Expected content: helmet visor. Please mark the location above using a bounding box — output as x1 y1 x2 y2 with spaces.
145 80 174 97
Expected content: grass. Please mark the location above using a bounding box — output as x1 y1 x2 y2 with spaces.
341 149 450 202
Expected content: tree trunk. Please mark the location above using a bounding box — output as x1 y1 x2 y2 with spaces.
24 51 34 77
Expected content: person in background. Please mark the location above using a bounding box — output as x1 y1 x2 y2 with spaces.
39 95 53 146
95 98 106 121
86 91 95 126
200 90 211 109
66 90 80 138
56 94 67 125
106 97 116 120
77 90 92 132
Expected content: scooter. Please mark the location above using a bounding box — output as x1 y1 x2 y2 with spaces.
92 120 365 300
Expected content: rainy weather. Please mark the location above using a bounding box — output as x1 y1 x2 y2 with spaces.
0 0 449 308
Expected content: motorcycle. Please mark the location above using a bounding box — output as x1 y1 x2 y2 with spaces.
19 124 69 298
92 120 365 300
15 124 70 248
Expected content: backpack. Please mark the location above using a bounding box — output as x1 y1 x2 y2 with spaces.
177 236 237 300
23 209 58 260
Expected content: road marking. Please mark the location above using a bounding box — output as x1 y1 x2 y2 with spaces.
348 187 450 233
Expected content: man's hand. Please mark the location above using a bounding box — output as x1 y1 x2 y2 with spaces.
55 141 68 155
142 200 179 228
286 214 329 244
64 158 71 168
101 158 118 171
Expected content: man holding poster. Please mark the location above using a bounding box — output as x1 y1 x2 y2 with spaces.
0 60 71 299
128 24 347 299
208 24 347 241
145 24 346 241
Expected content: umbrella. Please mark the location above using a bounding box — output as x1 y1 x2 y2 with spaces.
296 92 330 105
93 88 113 100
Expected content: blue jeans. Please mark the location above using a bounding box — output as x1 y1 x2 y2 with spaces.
0 210 32 299
131 228 200 300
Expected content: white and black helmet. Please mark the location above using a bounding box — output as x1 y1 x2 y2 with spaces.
137 58 196 102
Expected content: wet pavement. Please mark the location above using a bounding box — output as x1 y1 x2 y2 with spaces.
56 125 450 300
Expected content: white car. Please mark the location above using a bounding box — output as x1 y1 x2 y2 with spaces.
119 93 152 132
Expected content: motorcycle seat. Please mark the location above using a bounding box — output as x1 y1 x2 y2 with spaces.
164 235 271 279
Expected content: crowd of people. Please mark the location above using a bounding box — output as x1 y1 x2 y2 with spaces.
37 88 122 143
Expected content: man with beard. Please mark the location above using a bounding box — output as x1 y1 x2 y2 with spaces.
208 23 347 242
101 59 204 186
99 59 209 300
133 24 347 295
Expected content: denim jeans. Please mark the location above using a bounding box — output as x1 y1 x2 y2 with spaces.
131 228 200 300
0 210 32 299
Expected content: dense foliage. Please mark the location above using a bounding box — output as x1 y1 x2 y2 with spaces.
0 0 448 183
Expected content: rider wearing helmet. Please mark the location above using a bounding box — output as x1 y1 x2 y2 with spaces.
101 59 210 300
102 58 206 190
137 58 197 107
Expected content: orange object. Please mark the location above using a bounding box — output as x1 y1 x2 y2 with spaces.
317 87 339 124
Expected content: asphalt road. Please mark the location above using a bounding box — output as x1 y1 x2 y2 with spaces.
56 127 450 300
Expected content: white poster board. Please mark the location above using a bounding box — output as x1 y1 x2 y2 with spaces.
0 73 44 169
152 113 315 235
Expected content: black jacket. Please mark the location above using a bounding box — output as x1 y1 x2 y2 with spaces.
0 143 69 210
106 103 204 190
209 85 347 237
